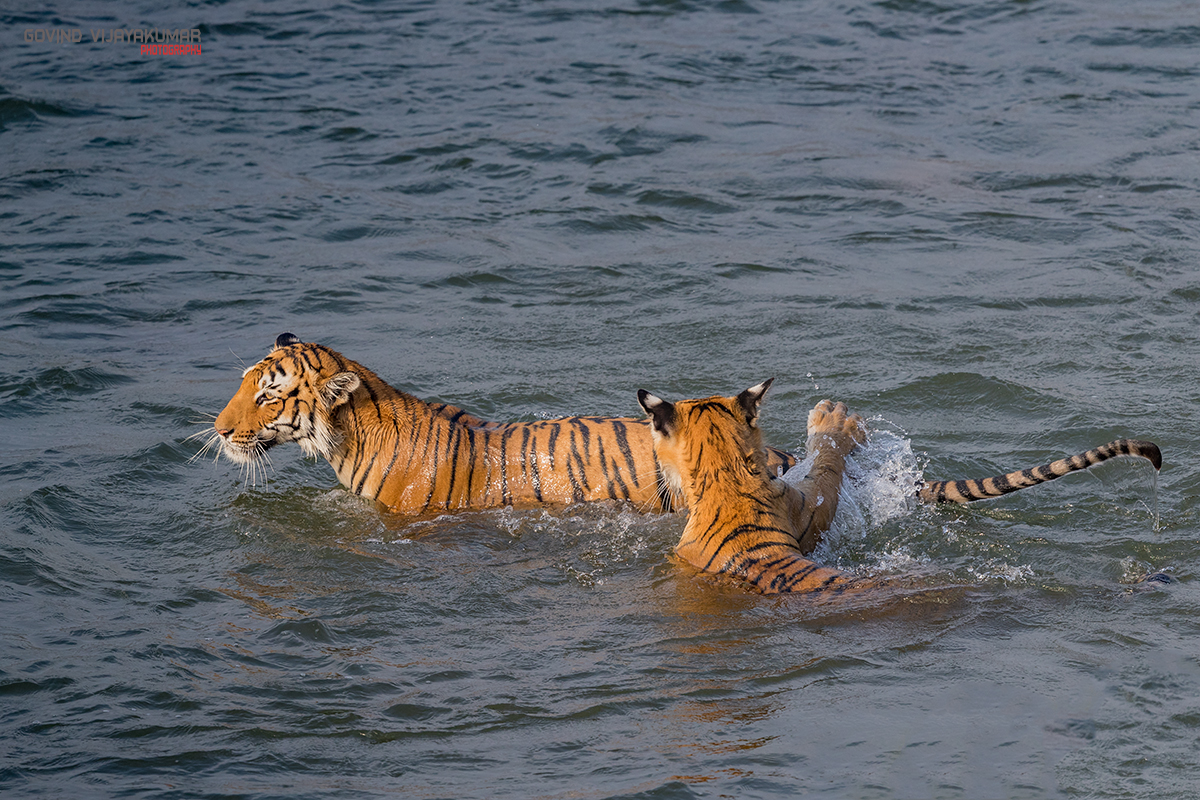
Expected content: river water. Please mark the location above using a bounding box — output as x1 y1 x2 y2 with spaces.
3 1 1199 797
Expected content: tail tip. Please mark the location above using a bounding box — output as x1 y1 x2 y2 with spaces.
1146 443 1163 471
1128 439 1162 470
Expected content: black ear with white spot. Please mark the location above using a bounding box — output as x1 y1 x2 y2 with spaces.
274 332 302 351
637 389 676 436
321 371 361 409
736 378 773 428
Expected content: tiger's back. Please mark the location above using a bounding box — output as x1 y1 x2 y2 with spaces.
360 413 669 512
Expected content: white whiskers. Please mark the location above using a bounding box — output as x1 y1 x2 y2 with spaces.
241 439 274 489
184 423 223 464
185 421 274 488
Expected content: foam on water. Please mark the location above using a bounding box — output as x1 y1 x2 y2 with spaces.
781 415 1040 583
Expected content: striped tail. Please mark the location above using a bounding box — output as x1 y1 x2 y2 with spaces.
918 438 1162 504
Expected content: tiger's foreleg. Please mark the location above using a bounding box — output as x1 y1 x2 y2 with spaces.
783 400 867 554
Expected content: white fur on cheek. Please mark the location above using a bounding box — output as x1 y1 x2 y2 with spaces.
649 428 685 497
295 406 339 460
661 463 683 496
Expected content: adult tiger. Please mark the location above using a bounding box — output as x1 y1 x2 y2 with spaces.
208 333 799 514
637 383 1164 595
209 333 1161 517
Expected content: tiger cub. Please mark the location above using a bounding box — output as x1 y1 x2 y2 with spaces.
638 381 869 595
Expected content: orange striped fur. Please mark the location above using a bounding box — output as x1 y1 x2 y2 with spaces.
640 384 1167 594
638 382 872 595
209 334 797 514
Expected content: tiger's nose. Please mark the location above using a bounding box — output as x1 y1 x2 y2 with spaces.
215 428 233 438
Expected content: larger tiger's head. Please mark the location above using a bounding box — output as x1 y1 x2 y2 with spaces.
636 379 774 504
209 333 362 466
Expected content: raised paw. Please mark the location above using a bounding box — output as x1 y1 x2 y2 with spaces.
807 399 867 449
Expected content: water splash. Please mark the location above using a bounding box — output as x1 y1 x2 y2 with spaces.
490 503 660 587
968 560 1034 585
780 416 1035 584
781 417 923 549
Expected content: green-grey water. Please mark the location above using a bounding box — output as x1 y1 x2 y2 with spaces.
3 1 1198 797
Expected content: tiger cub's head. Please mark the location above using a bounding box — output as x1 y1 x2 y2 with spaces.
636 379 774 504
211 333 361 465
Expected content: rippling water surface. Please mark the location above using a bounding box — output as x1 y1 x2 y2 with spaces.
3 1 1199 797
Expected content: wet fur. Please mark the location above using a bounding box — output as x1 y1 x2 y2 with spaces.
640 384 1165 594
639 382 871 595
207 334 799 514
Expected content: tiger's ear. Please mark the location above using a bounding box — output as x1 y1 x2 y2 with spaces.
637 389 676 437
736 378 773 428
321 371 360 409
274 332 302 351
